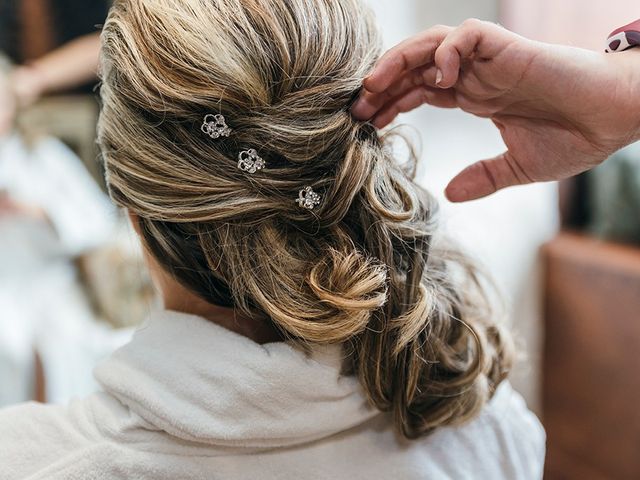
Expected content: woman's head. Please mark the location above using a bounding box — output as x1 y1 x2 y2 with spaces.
99 0 512 439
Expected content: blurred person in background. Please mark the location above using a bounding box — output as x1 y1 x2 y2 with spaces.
0 0 111 241
0 0 114 265
0 0 121 408
0 0 108 130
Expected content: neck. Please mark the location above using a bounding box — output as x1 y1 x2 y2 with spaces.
162 287 283 344
131 213 283 344
143 246 282 344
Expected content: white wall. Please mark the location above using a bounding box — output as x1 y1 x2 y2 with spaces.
414 0 498 27
369 0 499 47
503 0 639 49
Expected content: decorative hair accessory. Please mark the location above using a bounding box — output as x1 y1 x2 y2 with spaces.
201 114 232 139
297 186 322 210
237 149 265 174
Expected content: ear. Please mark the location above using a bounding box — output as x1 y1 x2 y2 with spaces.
127 210 142 236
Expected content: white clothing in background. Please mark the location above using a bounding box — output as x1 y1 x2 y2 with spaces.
0 134 117 255
0 134 127 407
0 310 545 480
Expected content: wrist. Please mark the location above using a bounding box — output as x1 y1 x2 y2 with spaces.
9 64 47 107
605 50 640 145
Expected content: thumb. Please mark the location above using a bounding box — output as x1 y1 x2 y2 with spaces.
445 152 532 202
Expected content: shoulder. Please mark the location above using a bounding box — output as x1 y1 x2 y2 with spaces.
413 382 545 480
0 399 104 479
475 381 546 470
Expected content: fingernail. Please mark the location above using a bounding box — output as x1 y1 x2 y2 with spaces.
435 69 443 86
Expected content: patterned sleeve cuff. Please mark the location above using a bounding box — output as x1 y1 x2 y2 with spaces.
606 19 640 52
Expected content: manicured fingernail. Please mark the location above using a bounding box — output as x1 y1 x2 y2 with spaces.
435 69 443 86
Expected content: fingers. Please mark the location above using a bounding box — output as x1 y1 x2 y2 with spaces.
353 19 509 122
433 19 487 89
362 25 453 94
353 65 440 121
372 86 458 129
445 151 533 202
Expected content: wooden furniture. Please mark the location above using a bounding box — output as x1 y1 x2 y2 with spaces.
543 232 640 480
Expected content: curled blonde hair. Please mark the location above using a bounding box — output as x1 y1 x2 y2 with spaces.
99 0 513 439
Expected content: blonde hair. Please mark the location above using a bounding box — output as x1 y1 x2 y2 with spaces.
99 0 513 439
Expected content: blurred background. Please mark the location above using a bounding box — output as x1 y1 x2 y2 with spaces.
0 1 638 478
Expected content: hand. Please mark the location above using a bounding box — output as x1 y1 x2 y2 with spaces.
0 191 48 221
0 66 46 137
352 19 640 202
10 65 47 110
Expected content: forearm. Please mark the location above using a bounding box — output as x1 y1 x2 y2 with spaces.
30 33 101 92
10 33 101 104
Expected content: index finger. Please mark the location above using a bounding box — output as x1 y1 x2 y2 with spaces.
363 25 452 93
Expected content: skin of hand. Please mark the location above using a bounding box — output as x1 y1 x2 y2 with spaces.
0 66 46 137
10 65 48 108
0 191 48 221
351 19 640 202
17 33 101 98
0 33 101 137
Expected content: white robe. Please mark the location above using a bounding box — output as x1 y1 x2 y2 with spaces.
0 134 122 407
0 310 545 479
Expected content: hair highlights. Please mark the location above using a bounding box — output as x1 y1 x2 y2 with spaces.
99 0 513 439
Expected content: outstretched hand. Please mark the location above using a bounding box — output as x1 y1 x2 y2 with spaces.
352 19 640 202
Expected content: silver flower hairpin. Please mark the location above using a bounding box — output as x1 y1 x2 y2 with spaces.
201 114 232 139
237 149 265 174
198 118 320 211
297 186 322 210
